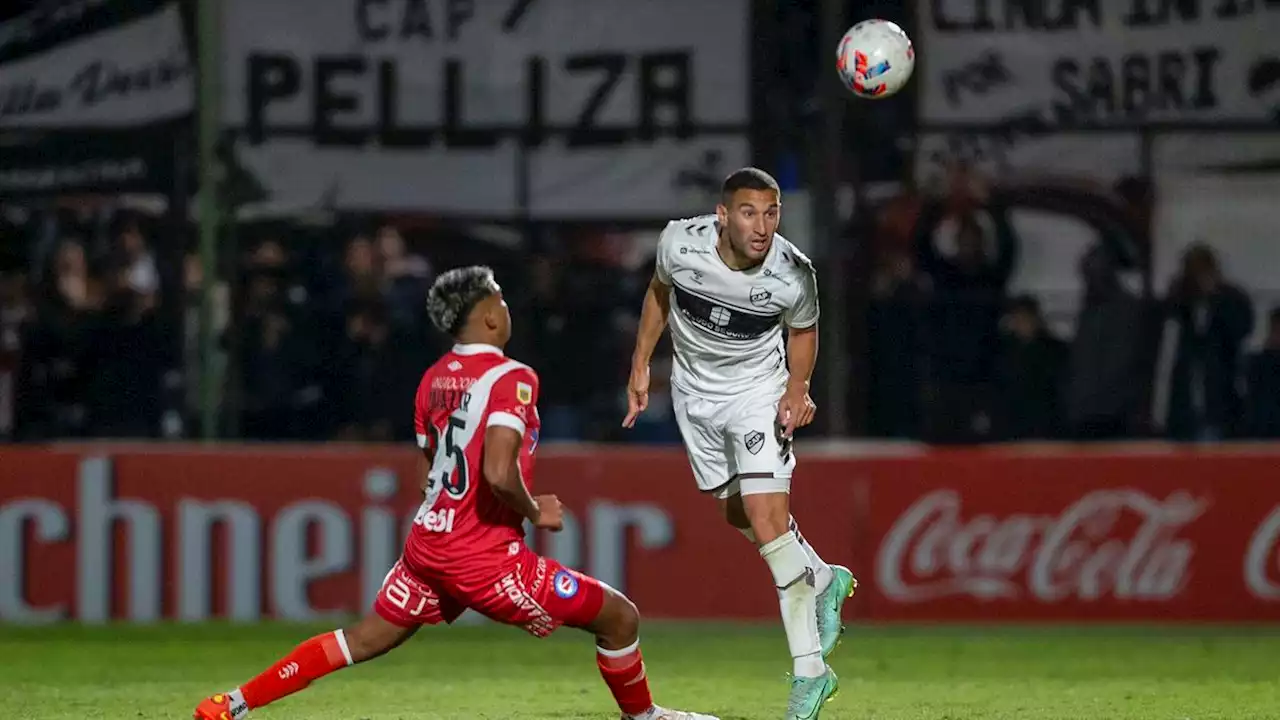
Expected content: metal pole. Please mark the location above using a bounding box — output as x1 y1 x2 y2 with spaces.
811 0 849 436
197 0 221 440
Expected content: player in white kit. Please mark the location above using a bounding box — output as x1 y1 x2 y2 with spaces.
622 168 856 720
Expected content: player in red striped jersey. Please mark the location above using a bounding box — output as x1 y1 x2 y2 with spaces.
194 266 717 720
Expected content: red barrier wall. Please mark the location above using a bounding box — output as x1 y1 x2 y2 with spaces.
2 444 1279 623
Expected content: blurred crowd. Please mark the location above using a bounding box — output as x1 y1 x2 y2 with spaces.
863 168 1280 443
0 207 681 444
0 205 179 440
2 177 1278 445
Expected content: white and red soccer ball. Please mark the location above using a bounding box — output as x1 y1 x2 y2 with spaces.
836 19 915 100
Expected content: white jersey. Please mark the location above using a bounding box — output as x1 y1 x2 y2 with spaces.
655 214 819 401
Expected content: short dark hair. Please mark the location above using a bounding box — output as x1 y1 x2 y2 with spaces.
426 265 497 337
721 167 780 204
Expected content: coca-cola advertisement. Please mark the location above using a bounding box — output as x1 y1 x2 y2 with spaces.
864 452 1280 621
2 444 1280 624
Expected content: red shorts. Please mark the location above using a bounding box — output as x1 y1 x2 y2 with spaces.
373 544 605 637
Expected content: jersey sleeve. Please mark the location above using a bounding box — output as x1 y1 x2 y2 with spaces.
653 221 679 285
784 263 820 329
414 372 433 451
486 367 540 436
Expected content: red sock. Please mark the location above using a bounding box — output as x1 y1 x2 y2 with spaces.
239 630 353 709
597 641 654 717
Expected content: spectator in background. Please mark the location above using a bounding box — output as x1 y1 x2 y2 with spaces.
333 234 382 312
241 304 304 440
376 224 431 333
27 239 100 437
1158 243 1254 441
115 219 159 311
560 232 638 440
1245 308 1280 438
242 238 327 440
994 295 1067 440
913 167 1018 443
334 302 417 442
514 254 582 440
0 269 30 439
45 238 100 314
867 245 926 438
1064 242 1154 440
86 256 168 438
242 240 293 323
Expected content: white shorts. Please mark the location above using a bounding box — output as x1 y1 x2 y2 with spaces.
671 386 796 499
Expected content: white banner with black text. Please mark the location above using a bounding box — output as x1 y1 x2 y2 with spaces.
914 1 1280 186
221 0 750 218
919 0 1280 128
0 1 192 129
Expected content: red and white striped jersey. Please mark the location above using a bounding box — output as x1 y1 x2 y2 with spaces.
405 343 541 571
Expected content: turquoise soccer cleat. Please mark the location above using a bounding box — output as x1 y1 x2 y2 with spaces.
784 667 839 720
817 565 857 658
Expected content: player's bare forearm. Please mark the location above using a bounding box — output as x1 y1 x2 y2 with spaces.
630 276 671 370
785 324 818 391
481 426 540 522
416 449 432 496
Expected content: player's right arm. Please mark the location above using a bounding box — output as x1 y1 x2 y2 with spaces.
623 224 676 428
481 369 563 530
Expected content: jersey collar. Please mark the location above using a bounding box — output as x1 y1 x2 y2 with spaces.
453 343 504 356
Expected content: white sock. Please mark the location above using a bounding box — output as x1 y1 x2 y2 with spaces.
225 689 249 720
790 517 833 593
760 531 825 678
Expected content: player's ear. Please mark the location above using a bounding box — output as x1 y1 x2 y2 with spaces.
716 202 728 226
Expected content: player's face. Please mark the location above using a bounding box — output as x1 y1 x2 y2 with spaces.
482 288 512 345
718 189 780 263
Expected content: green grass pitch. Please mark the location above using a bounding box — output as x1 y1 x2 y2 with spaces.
3 622 1279 719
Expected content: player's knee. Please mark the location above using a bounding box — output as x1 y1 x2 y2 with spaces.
592 588 641 649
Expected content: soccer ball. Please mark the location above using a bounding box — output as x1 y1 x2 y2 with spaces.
836 19 915 100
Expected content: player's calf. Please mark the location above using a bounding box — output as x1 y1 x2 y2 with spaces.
577 584 719 720
732 491 834 591
193 616 415 720
582 589 654 718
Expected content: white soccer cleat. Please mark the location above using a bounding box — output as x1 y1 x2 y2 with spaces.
623 708 720 720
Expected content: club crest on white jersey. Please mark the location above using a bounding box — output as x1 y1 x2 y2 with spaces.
655 215 819 400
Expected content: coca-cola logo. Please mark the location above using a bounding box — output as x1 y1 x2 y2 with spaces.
877 489 1209 604
1244 505 1280 600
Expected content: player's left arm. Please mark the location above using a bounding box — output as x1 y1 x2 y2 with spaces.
482 368 563 530
778 264 820 438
